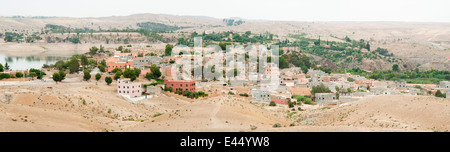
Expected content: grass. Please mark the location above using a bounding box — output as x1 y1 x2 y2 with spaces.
153 113 163 117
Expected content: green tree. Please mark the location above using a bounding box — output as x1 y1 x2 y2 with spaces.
123 68 135 79
80 55 88 69
116 46 123 51
311 83 332 95
0 63 3 72
114 71 122 80
55 60 66 70
164 44 173 56
392 64 399 72
68 58 80 73
105 77 112 85
111 68 122 73
269 101 277 106
52 72 61 84
83 70 91 81
98 65 106 72
89 46 99 56
4 62 10 70
15 72 23 78
435 90 444 98
133 68 141 77
95 73 101 82
149 64 161 79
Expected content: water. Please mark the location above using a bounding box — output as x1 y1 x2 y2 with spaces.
0 54 71 70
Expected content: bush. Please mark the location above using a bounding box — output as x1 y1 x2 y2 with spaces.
269 101 277 106
272 123 281 128
15 72 23 78
239 93 249 97
228 91 235 95
304 98 313 105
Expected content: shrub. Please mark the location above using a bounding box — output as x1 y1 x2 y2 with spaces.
239 93 249 97
304 98 313 105
272 123 281 128
269 101 277 106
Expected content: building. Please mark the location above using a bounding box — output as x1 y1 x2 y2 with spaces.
106 60 133 72
251 89 271 102
117 79 142 98
133 56 162 69
409 88 425 95
164 80 196 93
315 93 337 105
271 96 287 105
393 80 407 88
146 85 162 95
438 81 450 89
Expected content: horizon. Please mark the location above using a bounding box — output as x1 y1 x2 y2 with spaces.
1 0 450 22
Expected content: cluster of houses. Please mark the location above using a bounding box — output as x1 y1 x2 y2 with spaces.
108 49 449 105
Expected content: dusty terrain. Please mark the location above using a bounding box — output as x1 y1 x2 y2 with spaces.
1 77 449 132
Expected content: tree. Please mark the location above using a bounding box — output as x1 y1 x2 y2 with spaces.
366 41 371 51
114 71 122 80
105 77 112 85
269 101 277 106
130 74 136 82
55 60 66 70
83 70 91 81
116 46 123 51
311 83 332 95
111 68 122 74
59 71 66 81
52 72 61 84
89 46 99 56
15 72 23 78
344 36 351 42
95 73 101 81
0 63 3 72
392 64 399 72
68 58 80 73
149 64 161 79
80 55 88 69
4 62 10 71
133 68 141 77
164 44 173 56
98 65 106 72
52 71 66 83
123 68 134 79
435 90 444 98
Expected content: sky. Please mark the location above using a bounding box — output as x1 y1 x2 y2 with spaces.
0 0 449 22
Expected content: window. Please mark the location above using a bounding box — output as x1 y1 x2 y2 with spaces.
180 84 182 87
186 84 188 87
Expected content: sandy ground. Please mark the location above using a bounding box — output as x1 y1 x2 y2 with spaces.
1 77 449 132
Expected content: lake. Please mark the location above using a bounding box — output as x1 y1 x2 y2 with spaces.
0 53 71 70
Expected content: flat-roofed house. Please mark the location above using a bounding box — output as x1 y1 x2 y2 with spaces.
117 79 142 98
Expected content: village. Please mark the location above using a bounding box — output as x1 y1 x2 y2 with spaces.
2 43 448 111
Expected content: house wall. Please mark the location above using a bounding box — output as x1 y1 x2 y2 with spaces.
164 80 196 93
117 79 142 98
251 90 271 102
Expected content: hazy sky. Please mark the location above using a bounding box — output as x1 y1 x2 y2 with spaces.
1 0 449 22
